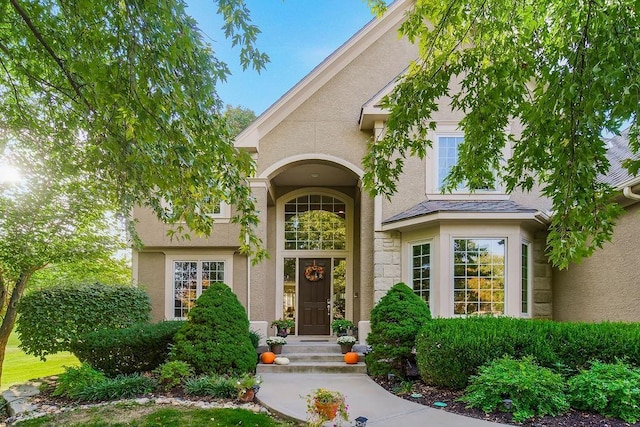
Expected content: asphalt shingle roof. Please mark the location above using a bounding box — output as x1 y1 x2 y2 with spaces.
382 200 538 224
599 128 638 187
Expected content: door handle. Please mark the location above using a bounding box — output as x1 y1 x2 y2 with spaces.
326 299 331 315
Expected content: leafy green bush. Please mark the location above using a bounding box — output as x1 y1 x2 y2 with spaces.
184 375 237 399
460 356 569 422
171 283 257 375
53 363 107 399
416 317 640 389
155 361 194 391
568 361 640 423
76 374 157 401
70 321 183 376
17 283 151 359
366 282 431 377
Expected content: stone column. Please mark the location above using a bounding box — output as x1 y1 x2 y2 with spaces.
532 231 553 319
373 230 402 303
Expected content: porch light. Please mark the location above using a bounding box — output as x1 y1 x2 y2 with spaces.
310 173 319 178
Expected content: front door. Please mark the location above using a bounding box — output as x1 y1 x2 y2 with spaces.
298 258 331 335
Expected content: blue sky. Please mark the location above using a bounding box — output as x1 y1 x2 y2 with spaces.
186 1 378 115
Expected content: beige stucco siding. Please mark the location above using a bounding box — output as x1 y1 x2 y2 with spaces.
136 252 166 322
553 202 640 322
256 25 418 176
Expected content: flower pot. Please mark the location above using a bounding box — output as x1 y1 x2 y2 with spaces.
340 344 353 354
314 401 339 420
239 388 255 402
269 344 283 354
277 327 288 337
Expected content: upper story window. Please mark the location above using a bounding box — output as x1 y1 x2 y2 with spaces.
161 198 230 220
436 135 496 192
284 195 346 250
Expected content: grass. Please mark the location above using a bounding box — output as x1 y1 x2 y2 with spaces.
13 405 298 426
3 330 79 391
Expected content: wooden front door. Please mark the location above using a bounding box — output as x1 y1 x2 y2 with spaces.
298 258 331 335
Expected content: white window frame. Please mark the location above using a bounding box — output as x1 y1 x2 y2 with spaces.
160 199 231 223
521 240 532 317
409 240 433 309
451 237 507 316
164 253 234 320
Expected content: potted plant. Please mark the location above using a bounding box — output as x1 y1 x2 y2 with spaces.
271 318 294 337
336 335 356 354
235 373 262 402
266 336 287 354
331 319 354 337
305 388 349 426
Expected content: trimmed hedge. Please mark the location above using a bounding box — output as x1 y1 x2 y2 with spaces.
416 317 640 389
366 282 431 377
70 321 184 376
17 283 151 359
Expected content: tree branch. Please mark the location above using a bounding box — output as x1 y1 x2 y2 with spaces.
9 0 94 112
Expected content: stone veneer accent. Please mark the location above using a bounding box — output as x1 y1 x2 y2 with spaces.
532 231 553 319
373 230 402 302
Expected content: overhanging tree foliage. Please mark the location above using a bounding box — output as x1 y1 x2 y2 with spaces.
365 0 639 268
0 0 269 260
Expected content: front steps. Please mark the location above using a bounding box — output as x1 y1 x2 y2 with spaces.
256 339 367 374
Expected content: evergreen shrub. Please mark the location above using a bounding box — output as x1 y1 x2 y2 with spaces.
366 282 431 377
416 317 640 389
70 321 183 376
171 283 257 375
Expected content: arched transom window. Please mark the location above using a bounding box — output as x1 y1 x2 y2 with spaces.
284 195 346 250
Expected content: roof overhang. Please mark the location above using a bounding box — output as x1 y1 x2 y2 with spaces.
381 211 549 233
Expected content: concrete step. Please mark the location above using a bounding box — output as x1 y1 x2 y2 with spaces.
278 344 342 354
256 361 367 374
278 352 364 363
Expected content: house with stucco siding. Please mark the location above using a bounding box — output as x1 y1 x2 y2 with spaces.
132 0 640 340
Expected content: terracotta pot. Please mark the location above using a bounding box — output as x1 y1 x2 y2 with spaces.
314 401 339 420
239 388 255 402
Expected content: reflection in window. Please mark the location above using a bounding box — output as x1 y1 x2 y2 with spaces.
453 239 505 315
522 242 530 315
283 258 296 333
332 259 346 319
173 260 224 318
284 195 346 250
411 243 431 307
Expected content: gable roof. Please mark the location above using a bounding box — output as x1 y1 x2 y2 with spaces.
234 0 413 152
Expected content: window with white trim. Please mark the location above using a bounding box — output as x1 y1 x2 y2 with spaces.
161 198 230 220
172 260 225 318
521 241 531 316
436 135 495 192
453 238 505 315
411 242 431 307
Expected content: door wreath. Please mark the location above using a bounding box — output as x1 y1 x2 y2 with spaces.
304 262 325 282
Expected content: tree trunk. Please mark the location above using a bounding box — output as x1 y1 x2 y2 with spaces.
0 271 32 389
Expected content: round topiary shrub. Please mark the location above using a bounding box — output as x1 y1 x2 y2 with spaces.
171 283 257 375
366 282 431 377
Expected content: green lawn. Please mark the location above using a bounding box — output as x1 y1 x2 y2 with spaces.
3 330 79 391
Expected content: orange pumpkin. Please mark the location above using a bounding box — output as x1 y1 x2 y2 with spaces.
261 351 276 364
344 351 359 364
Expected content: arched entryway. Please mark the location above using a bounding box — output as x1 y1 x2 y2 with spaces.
276 188 354 335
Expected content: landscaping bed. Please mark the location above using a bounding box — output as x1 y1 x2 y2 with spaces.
373 375 635 427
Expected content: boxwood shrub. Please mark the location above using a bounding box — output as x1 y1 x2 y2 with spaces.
70 321 184 376
416 317 640 389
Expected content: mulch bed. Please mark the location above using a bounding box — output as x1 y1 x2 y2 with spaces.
372 376 635 427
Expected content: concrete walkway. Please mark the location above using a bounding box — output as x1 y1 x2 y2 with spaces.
257 373 509 426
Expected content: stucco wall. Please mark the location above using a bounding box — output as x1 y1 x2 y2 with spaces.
136 251 166 322
553 202 640 322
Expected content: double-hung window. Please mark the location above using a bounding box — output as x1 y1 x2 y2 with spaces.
436 135 496 192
